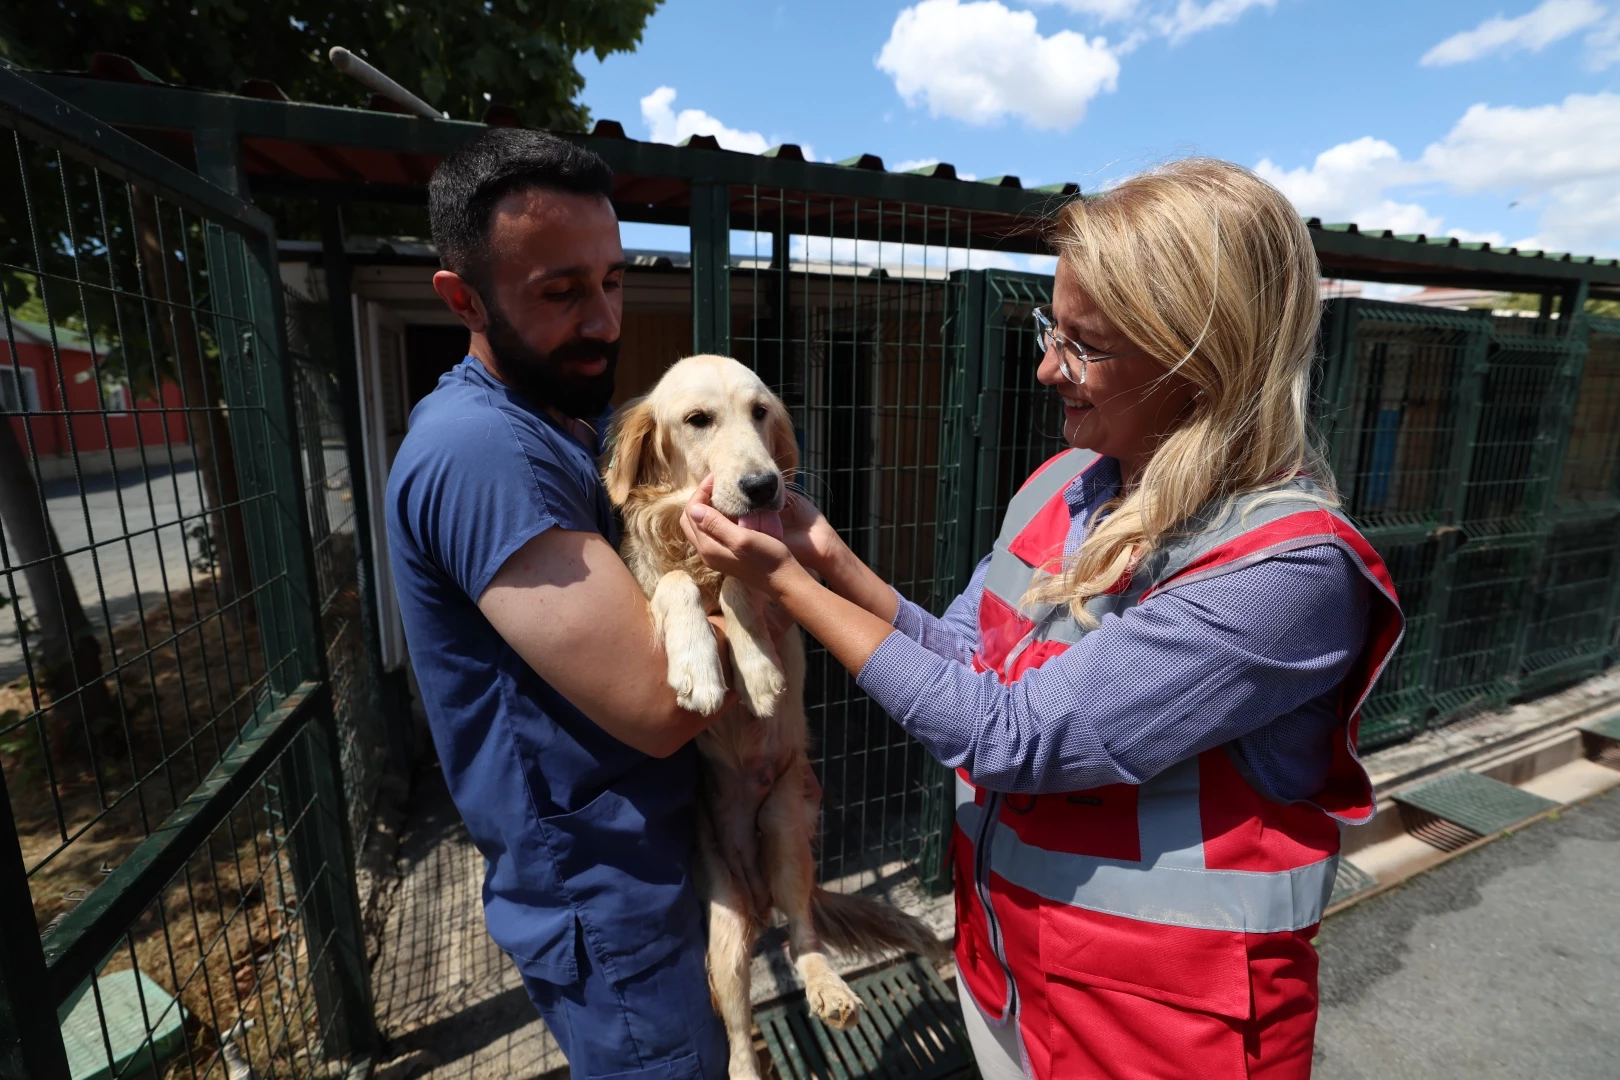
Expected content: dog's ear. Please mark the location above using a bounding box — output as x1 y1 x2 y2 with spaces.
603 397 660 506
765 396 799 480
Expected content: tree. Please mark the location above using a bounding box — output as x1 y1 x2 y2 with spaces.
0 0 663 130
0 417 125 776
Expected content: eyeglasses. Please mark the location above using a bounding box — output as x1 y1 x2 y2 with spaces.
1032 305 1144 385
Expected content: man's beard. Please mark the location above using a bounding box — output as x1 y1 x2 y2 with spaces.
483 301 619 420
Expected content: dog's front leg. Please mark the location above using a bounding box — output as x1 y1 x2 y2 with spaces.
653 570 727 715
719 577 786 718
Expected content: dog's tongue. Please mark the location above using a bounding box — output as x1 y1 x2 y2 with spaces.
737 511 784 541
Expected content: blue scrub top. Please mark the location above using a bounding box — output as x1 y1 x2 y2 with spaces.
385 356 702 985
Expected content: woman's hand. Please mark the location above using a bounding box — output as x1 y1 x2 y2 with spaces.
779 492 847 577
682 477 808 597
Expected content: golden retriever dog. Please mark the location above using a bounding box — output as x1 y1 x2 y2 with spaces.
604 354 943 1079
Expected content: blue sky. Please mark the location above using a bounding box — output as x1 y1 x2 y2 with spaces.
580 0 1620 262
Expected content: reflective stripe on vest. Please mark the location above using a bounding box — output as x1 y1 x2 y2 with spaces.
980 473 1359 654
955 771 1338 934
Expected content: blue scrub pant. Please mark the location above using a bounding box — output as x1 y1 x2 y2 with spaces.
519 926 729 1079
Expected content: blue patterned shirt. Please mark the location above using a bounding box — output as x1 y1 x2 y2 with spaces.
856 457 1370 802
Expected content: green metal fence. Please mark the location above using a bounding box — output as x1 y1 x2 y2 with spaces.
719 185 977 891
0 69 374 1078
1317 301 1620 747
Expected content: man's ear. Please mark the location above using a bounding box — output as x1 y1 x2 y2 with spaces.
432 270 489 334
603 397 661 506
765 397 799 480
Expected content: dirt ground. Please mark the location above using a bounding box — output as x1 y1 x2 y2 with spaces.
1 573 364 1077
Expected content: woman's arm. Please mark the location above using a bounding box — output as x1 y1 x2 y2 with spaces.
683 491 1368 794
780 492 986 664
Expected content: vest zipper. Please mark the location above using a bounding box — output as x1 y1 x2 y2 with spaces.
973 790 1018 1021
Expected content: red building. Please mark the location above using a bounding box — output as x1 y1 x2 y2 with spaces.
2 319 190 480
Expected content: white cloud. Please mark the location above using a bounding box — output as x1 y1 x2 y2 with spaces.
1588 11 1620 67
1154 0 1278 45
1256 92 1620 256
1256 136 1437 233
876 0 1121 130
640 86 793 157
1029 0 1142 20
1419 0 1605 66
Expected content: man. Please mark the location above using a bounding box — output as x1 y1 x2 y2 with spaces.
386 127 729 1078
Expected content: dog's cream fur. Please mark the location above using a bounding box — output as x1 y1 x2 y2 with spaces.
605 355 943 1079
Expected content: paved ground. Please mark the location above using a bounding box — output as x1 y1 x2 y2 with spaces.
370 766 566 1080
1 461 206 683
1315 784 1620 1079
0 448 351 684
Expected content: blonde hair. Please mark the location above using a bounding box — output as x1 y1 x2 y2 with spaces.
1025 158 1334 625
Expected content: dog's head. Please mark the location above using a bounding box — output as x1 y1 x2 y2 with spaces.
604 354 798 516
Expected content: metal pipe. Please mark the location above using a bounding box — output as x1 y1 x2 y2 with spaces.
327 46 441 119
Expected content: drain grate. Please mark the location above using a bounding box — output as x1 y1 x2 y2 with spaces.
1328 857 1378 908
1398 803 1483 852
1580 713 1620 771
1592 740 1620 772
1579 711 1620 742
756 957 973 1080
1395 770 1557 841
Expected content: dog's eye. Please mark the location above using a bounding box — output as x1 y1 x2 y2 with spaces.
685 412 712 428
752 405 768 422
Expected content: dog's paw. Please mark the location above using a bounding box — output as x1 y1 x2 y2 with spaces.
806 970 863 1030
669 645 728 715
734 649 786 718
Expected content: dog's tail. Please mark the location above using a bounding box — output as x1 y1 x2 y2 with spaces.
811 888 949 963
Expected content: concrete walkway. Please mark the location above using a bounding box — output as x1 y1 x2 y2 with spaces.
1315 784 1620 1079
369 767 565 1080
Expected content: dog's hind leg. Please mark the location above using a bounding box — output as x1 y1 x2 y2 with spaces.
720 577 785 719
759 752 864 1031
698 819 765 1080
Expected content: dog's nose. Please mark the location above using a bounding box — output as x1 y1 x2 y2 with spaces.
738 471 781 509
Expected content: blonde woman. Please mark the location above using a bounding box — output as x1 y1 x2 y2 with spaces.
680 158 1403 1080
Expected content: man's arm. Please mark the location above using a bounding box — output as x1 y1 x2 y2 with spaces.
478 526 724 758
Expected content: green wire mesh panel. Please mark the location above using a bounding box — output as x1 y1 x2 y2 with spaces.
50 720 349 1079
1458 317 1579 536
1519 511 1620 691
1325 302 1486 531
286 291 389 855
1355 535 1442 749
1558 316 1620 508
0 72 370 1075
756 957 973 1080
727 187 978 886
970 271 1066 557
1429 539 1539 716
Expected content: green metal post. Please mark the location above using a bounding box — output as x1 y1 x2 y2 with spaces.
321 203 409 776
1421 312 1493 709
197 130 379 1060
0 766 72 1080
691 180 731 356
1510 286 1592 682
919 270 989 894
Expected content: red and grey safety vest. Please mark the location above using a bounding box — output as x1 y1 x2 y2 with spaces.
953 449 1403 1066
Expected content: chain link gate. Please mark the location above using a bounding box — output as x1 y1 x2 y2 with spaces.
0 70 374 1078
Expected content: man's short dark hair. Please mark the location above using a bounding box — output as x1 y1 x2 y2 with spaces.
429 127 615 291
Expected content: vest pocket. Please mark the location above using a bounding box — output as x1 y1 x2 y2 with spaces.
1039 904 1251 1079
1037 902 1252 1019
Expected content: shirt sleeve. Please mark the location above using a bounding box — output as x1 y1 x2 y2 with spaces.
889 553 990 666
855 545 1370 794
401 400 601 603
